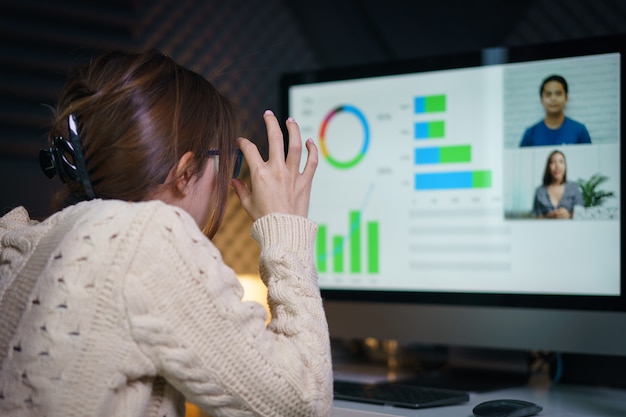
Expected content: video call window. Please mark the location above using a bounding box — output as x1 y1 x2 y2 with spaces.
503 53 620 222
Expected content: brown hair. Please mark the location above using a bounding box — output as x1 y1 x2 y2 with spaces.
542 150 567 186
48 49 240 237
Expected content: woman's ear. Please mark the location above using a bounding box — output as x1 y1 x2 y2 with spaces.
172 151 196 195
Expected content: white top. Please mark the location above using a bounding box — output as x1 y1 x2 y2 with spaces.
0 199 333 417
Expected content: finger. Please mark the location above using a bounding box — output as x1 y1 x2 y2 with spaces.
237 137 263 168
300 138 318 181
284 117 303 171
263 110 285 163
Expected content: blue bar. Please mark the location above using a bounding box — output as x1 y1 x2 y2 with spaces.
414 122 429 139
414 96 426 113
415 147 440 164
415 171 473 190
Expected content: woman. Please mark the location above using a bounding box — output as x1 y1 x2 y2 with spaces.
519 74 591 147
0 50 332 416
533 150 583 219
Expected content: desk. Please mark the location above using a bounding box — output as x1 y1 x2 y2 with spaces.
331 384 626 416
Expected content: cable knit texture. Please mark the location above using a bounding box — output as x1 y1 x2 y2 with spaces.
0 200 332 417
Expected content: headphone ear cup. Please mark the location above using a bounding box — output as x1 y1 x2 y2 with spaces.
39 148 58 179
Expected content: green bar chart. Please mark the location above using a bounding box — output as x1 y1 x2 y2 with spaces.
316 210 380 274
414 93 492 190
415 94 446 113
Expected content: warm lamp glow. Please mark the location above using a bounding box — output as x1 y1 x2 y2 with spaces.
237 274 270 320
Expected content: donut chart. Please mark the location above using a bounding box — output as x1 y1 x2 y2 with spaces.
318 105 369 169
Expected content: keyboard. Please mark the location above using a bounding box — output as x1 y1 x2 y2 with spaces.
333 380 470 409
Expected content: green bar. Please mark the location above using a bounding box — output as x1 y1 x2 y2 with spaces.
425 94 446 112
333 236 344 273
316 225 327 272
472 170 492 188
367 221 379 273
440 145 471 163
349 211 361 273
428 121 445 138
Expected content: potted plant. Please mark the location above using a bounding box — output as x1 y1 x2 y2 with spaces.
574 173 616 220
577 173 614 207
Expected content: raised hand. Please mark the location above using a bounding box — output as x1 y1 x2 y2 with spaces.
231 110 318 221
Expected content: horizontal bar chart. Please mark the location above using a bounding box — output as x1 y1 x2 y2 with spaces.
415 170 492 190
414 94 446 113
415 145 471 164
414 121 445 139
412 91 491 191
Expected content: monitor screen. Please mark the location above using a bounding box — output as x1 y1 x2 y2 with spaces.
281 34 625 357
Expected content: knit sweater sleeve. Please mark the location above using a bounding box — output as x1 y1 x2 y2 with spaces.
122 206 333 417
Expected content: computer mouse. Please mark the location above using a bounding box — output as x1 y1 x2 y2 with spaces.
472 399 542 417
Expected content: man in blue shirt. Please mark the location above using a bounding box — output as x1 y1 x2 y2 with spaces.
520 74 592 147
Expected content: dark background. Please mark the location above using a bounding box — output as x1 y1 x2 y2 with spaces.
1 0 626 272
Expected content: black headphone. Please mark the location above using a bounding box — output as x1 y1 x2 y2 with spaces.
39 114 96 200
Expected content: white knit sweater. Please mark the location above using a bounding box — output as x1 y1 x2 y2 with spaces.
0 200 332 417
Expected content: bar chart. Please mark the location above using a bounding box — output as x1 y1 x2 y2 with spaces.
415 171 492 190
316 210 380 274
413 93 493 192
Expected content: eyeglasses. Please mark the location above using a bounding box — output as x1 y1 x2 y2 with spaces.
206 149 244 178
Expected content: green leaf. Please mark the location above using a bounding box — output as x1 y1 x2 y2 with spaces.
576 173 615 207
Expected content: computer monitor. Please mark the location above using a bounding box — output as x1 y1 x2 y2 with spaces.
281 34 625 358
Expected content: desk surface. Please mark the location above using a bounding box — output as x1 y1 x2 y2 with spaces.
331 384 626 417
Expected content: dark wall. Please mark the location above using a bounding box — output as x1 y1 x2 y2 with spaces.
287 0 626 67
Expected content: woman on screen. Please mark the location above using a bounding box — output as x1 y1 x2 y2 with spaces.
533 150 583 218
520 74 591 147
